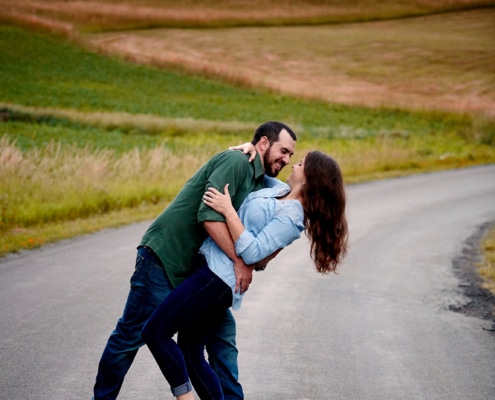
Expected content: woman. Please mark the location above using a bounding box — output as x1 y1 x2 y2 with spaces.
142 151 348 400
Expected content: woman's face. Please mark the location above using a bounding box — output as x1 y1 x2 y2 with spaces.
287 156 306 188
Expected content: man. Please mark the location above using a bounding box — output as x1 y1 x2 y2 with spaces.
93 121 297 399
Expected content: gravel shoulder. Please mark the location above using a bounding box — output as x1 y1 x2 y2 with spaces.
451 221 495 332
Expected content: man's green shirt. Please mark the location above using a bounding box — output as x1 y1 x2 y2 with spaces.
139 150 265 287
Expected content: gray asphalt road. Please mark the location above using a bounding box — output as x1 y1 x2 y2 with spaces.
1 165 494 400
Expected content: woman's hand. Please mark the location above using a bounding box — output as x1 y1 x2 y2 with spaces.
205 183 246 243
203 184 236 216
229 142 256 162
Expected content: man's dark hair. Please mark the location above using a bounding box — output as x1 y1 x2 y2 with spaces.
251 121 297 145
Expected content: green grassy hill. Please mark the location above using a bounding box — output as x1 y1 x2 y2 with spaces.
1 1 494 258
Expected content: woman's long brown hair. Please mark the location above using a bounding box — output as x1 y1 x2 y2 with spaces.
301 151 349 274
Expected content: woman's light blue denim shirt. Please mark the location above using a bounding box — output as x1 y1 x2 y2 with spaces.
199 179 304 310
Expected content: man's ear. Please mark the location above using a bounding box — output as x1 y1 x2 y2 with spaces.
257 136 270 153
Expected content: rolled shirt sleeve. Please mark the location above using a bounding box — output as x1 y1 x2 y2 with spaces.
235 201 304 265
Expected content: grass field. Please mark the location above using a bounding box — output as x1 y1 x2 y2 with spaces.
86 8 495 115
3 1 493 114
1 1 495 293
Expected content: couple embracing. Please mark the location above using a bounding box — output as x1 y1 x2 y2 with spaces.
92 121 348 399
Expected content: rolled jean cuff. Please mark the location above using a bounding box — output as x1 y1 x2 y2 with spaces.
171 380 193 397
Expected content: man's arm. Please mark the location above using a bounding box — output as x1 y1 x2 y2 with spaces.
203 221 254 294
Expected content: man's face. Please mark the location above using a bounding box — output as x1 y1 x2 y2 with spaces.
263 129 296 177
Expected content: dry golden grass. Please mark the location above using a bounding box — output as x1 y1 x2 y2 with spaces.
84 8 495 116
0 134 211 229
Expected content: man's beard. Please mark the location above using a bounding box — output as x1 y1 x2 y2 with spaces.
264 147 281 177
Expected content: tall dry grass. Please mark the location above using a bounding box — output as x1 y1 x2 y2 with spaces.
3 125 490 234
0 135 210 234
2 124 494 256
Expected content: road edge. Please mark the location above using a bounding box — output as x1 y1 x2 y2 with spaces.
450 220 495 333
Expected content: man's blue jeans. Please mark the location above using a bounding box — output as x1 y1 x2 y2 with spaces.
93 247 244 399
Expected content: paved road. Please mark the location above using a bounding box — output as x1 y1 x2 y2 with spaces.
1 165 494 400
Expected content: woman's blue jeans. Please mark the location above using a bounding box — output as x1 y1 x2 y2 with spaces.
142 261 233 399
93 247 243 400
